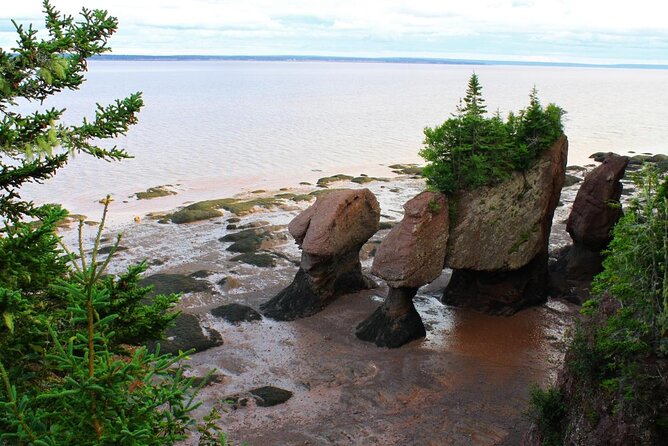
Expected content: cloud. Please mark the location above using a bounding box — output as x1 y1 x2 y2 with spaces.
1 0 667 64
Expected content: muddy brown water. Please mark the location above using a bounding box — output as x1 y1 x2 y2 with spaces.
186 278 575 446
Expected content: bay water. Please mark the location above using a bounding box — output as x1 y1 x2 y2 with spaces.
16 60 668 221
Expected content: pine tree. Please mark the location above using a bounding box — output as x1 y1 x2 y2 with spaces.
0 0 143 221
0 3 216 443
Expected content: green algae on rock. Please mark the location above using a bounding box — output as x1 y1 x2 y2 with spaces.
167 197 283 223
230 252 276 268
135 186 177 200
316 173 354 187
388 164 423 176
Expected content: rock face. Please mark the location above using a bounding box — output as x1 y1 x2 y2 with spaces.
550 155 628 303
356 192 448 347
566 155 628 250
443 136 568 314
261 189 380 320
371 192 449 288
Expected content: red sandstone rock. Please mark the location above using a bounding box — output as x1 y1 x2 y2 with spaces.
288 189 380 256
372 191 448 288
566 155 628 250
446 136 568 272
262 189 380 320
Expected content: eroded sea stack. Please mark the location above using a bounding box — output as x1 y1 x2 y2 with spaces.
442 136 568 315
356 191 449 347
550 154 628 303
260 189 380 320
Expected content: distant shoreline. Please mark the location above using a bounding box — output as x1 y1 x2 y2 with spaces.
90 54 668 70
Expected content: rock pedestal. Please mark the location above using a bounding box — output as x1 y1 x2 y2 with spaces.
443 253 548 316
355 287 424 348
551 155 628 303
443 136 568 314
356 191 449 347
261 189 380 320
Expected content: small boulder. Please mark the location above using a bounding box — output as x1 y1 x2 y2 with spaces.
140 273 212 297
211 303 262 324
249 386 293 407
261 189 380 320
148 313 222 355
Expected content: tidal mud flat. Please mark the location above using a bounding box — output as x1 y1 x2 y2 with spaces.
58 164 602 445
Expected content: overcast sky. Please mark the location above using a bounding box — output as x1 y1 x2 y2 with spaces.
1 1 667 64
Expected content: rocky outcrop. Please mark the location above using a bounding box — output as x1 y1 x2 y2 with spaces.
371 192 449 288
356 192 448 347
443 136 568 314
550 155 628 303
260 189 380 320
355 287 425 348
566 155 628 250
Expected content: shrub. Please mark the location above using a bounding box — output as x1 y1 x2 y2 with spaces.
420 74 565 194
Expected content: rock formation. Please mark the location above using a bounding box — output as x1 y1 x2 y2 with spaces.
260 189 380 320
550 155 628 303
443 136 568 315
356 191 448 347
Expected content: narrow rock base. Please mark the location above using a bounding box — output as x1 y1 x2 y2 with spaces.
442 254 548 316
356 287 425 348
548 244 603 304
260 253 374 321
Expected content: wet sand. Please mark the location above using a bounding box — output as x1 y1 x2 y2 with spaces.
188 284 575 446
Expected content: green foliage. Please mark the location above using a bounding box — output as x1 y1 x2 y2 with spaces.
0 0 143 221
0 200 198 444
0 3 227 443
560 165 668 438
420 75 565 194
99 261 180 346
527 385 566 446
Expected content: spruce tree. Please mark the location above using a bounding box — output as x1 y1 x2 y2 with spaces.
0 3 216 443
0 0 143 221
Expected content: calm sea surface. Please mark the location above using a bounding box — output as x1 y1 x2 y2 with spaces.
17 60 668 219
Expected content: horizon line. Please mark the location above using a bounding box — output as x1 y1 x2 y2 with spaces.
91 54 668 70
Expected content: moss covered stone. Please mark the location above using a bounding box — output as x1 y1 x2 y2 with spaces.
316 174 353 187
167 197 283 223
135 186 177 200
389 164 423 175
351 176 390 184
